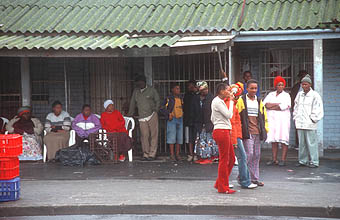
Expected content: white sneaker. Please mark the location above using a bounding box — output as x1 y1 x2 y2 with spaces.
187 155 193 162
193 156 198 161
245 183 258 189
229 184 234 188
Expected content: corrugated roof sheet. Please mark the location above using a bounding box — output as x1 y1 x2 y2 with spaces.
0 34 182 50
0 0 339 34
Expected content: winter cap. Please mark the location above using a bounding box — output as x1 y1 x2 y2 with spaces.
301 74 312 84
104 100 114 109
17 106 31 116
197 81 208 90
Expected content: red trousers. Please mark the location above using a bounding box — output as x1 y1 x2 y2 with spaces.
213 129 235 193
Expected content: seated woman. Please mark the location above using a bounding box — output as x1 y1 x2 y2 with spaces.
100 100 130 162
6 106 43 161
44 101 71 161
72 104 101 144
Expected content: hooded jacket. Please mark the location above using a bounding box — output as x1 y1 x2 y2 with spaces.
293 88 323 130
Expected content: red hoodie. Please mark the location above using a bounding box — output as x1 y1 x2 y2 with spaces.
224 98 242 145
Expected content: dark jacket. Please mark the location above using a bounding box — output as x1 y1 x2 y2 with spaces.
192 93 214 133
236 94 268 141
159 95 183 120
183 91 198 126
290 83 300 109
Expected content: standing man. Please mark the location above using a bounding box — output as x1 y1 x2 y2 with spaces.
128 74 160 161
160 84 184 161
293 74 323 168
290 70 309 148
237 79 268 186
243 71 260 97
183 80 198 162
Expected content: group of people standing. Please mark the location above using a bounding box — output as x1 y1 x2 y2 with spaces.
211 71 324 194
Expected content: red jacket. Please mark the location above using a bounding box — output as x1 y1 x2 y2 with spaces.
100 110 127 134
224 98 242 145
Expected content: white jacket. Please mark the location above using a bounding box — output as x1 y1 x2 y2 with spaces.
293 88 323 130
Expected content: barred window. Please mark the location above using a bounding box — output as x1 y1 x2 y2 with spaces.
260 48 313 96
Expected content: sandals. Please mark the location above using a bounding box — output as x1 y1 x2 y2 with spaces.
266 160 279 166
278 161 286 166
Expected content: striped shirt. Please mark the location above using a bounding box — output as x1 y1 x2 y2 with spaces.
246 95 260 134
45 111 71 132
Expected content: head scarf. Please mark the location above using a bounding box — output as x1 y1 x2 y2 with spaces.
17 106 31 116
274 76 286 88
301 74 312 84
196 81 208 91
230 82 244 97
104 100 114 109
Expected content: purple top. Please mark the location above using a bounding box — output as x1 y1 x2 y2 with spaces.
72 113 101 138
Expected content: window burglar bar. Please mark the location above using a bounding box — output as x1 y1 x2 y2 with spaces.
260 48 313 97
153 52 228 155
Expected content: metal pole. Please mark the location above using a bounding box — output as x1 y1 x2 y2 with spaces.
64 58 68 113
228 46 232 85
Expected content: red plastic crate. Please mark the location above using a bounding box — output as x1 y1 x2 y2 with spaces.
0 157 19 180
0 134 22 157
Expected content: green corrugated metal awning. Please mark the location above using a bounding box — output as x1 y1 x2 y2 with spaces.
0 34 183 50
0 34 235 50
0 0 339 34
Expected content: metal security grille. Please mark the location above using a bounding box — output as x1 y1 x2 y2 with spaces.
89 57 136 115
260 48 313 96
153 52 228 154
0 57 21 120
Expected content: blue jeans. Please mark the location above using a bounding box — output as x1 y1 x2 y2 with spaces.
166 117 183 144
234 138 252 187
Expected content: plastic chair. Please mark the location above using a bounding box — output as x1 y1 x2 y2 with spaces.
95 116 135 162
1 117 9 132
43 129 76 163
123 116 135 162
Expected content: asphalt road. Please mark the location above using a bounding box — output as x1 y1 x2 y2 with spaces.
2 215 338 220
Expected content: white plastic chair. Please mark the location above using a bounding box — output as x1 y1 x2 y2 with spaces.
43 129 76 163
1 117 9 131
123 116 135 162
94 115 135 162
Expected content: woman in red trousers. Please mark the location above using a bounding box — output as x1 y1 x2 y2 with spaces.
211 83 235 194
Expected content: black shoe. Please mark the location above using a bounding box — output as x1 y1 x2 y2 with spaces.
141 157 149 161
295 163 306 167
147 157 156 161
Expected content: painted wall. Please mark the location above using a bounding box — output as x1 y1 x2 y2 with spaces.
323 39 340 149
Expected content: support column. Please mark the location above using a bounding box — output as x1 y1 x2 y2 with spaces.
20 57 31 106
144 57 153 86
313 39 324 157
228 46 233 84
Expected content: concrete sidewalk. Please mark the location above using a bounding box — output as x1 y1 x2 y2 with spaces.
1 149 340 218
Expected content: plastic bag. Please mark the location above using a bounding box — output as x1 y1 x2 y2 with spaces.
55 142 101 166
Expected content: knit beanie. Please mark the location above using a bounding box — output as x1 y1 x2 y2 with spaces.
301 74 312 84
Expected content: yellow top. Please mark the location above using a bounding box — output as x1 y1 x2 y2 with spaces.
171 97 183 118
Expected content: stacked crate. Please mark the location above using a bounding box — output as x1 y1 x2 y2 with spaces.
0 134 22 202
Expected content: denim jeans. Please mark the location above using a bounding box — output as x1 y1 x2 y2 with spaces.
166 117 183 144
234 138 252 187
